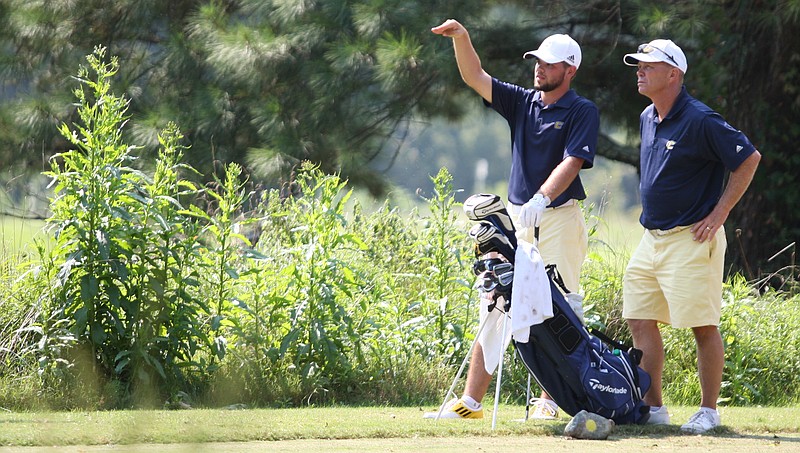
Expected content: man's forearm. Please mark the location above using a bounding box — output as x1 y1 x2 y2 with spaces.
716 151 761 215
452 34 484 89
537 157 584 202
432 20 492 100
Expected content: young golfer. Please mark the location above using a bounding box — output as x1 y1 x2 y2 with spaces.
425 19 598 420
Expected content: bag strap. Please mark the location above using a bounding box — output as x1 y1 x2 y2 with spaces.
545 263 645 366
545 264 571 294
590 328 644 367
590 328 645 393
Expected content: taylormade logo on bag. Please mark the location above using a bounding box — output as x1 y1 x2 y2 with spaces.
588 379 628 395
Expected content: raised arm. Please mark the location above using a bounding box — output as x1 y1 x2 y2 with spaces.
431 19 493 102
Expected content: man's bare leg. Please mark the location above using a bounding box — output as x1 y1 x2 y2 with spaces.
628 319 665 407
693 325 723 409
464 342 493 402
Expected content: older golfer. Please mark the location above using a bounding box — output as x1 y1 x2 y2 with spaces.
621 39 761 433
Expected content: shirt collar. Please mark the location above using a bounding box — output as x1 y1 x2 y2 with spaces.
534 89 578 108
653 85 690 121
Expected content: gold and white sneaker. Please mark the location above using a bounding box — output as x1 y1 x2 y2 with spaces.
422 397 483 419
529 398 559 420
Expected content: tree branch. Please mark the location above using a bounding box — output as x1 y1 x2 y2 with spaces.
597 133 638 168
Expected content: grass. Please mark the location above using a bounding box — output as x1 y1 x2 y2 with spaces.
0 405 799 448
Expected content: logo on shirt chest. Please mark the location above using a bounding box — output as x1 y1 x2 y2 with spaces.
535 118 565 131
665 140 676 150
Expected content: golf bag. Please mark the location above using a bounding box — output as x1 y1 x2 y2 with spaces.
463 193 652 425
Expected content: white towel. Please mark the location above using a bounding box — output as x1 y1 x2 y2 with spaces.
510 239 552 343
478 240 553 374
477 293 509 374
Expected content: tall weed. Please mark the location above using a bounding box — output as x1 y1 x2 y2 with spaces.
21 47 215 407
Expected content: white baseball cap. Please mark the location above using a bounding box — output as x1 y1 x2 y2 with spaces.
523 34 582 69
623 39 688 74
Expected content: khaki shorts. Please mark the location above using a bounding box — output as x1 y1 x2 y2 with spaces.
622 225 727 328
508 200 588 292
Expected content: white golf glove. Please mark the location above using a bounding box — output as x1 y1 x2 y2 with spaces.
565 293 585 324
519 194 550 228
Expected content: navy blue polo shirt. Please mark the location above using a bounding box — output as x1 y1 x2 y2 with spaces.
638 86 757 230
487 78 598 206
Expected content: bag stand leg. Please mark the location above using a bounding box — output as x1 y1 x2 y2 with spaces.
524 373 532 421
433 309 494 421
491 307 511 430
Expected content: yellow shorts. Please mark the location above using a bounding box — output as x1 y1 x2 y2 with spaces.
622 225 726 328
508 200 588 292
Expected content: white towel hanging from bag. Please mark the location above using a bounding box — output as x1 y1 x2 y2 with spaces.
478 239 552 374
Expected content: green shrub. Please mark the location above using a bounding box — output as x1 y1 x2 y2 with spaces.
211 164 475 406
658 275 800 407
582 241 630 340
12 47 217 408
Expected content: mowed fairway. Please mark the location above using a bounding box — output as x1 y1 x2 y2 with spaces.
0 216 46 254
0 406 799 452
